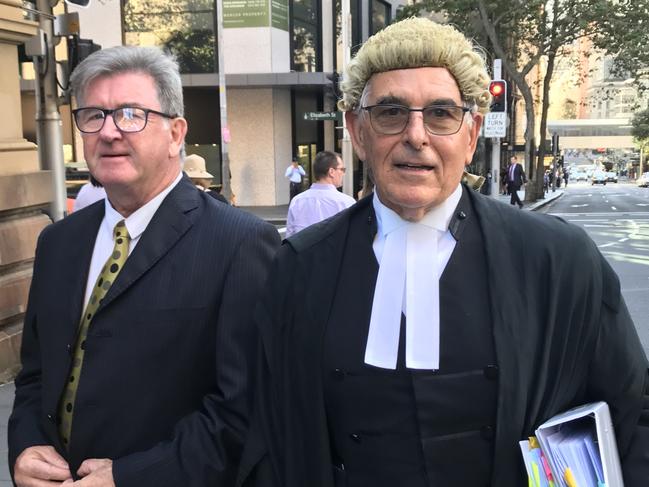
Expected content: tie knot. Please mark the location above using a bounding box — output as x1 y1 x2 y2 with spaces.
113 220 130 242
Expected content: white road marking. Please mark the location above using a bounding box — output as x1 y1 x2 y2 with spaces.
611 206 617 210
570 204 589 207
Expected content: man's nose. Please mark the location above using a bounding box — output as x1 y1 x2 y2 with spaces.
98 114 122 139
403 111 428 149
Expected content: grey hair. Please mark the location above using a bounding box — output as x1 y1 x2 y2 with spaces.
70 45 184 118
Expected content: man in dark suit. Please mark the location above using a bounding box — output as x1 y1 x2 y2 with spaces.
8 46 280 487
237 18 649 487
507 155 526 208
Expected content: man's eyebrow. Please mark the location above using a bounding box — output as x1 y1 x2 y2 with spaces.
371 96 463 107
373 95 407 105
427 98 462 106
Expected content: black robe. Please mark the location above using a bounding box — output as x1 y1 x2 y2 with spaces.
238 186 649 487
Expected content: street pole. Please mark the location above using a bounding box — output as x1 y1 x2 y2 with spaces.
490 59 502 198
341 0 354 197
216 0 231 202
34 0 67 221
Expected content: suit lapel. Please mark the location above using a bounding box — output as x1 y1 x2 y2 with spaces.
97 177 200 311
60 203 105 345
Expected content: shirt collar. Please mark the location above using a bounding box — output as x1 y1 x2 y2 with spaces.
103 171 183 239
373 184 463 237
310 182 337 190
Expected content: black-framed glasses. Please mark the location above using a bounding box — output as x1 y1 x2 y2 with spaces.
361 104 471 136
72 106 177 134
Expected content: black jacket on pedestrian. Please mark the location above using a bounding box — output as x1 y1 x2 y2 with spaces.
237 186 649 487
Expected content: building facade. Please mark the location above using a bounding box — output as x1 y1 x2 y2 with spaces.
64 0 404 206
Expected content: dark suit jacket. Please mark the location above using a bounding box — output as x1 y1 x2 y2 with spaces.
507 163 526 190
9 176 281 487
238 187 649 487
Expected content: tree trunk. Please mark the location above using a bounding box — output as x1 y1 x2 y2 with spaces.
535 49 558 201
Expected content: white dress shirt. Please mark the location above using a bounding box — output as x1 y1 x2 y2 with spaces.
82 172 183 311
72 183 106 212
286 183 356 237
365 185 462 369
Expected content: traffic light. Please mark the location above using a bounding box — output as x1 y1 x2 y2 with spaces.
489 80 507 112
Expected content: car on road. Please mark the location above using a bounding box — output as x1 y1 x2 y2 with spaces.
573 171 587 182
638 172 649 188
606 172 618 183
591 171 607 185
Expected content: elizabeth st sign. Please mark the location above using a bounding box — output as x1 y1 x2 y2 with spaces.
303 111 341 122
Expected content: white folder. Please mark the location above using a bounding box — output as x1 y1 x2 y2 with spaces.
535 401 623 487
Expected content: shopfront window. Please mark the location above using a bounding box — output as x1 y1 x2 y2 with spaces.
122 0 216 74
370 0 391 35
292 0 320 72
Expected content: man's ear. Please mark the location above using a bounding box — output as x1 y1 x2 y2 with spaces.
169 117 188 158
345 111 367 162
464 113 483 166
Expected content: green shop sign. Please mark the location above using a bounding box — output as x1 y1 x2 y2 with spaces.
224 0 288 31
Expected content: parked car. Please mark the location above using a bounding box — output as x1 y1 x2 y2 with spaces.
606 172 618 183
591 171 607 185
638 172 649 188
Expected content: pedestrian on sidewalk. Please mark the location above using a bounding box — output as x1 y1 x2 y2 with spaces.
285 158 306 201
286 151 355 237
507 155 526 208
9 45 280 487
237 17 649 487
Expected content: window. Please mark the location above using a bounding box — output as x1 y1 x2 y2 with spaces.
370 0 391 35
292 0 320 72
122 0 216 74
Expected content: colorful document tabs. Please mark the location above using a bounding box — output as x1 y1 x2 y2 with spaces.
520 402 623 487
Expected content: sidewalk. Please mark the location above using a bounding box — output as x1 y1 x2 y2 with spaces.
240 188 564 224
0 189 563 483
0 382 13 486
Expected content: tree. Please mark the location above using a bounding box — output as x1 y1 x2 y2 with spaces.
398 0 648 200
631 108 649 174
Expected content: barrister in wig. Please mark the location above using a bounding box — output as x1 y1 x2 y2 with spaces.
237 17 649 487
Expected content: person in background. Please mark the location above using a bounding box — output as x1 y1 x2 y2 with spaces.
285 151 355 237
507 155 526 208
284 158 306 201
9 45 280 487
237 17 649 487
72 175 106 212
184 153 228 204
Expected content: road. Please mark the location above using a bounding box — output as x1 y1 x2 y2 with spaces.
537 179 649 355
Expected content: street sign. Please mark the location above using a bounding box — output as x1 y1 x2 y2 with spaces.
484 112 507 138
303 111 340 121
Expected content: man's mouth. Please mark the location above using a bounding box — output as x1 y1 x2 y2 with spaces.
395 163 434 171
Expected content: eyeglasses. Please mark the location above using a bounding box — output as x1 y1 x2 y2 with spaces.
72 106 177 134
361 104 471 136
336 166 347 173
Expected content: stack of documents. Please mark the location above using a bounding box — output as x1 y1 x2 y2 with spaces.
520 402 623 487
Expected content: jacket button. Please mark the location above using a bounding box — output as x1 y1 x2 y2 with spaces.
46 414 54 422
331 369 346 381
349 433 361 443
480 425 494 441
483 365 499 380
66 344 72 354
457 211 467 220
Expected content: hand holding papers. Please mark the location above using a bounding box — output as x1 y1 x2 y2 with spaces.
520 402 623 487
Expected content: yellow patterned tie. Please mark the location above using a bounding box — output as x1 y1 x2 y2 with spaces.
58 220 130 448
